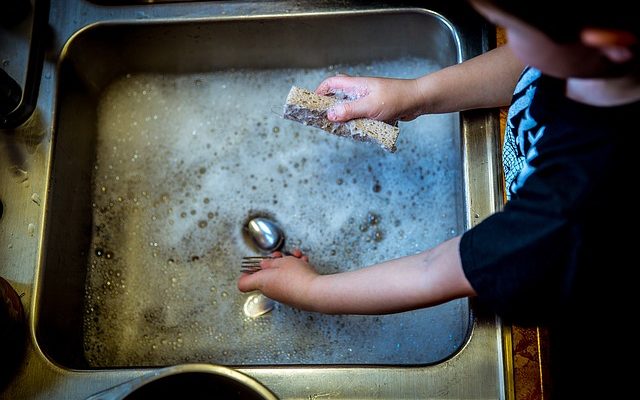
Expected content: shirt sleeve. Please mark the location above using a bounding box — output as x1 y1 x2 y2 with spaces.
459 156 588 323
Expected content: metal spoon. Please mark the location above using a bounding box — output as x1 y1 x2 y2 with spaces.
245 217 284 252
243 292 275 318
242 217 284 317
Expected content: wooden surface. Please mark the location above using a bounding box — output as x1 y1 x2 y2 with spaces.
496 26 552 400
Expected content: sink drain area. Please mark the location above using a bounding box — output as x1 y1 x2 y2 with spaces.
81 59 468 367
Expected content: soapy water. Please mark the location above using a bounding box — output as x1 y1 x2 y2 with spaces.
83 58 469 367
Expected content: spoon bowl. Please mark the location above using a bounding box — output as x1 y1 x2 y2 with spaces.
245 217 284 253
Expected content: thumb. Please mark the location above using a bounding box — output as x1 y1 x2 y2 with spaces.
238 272 261 292
327 100 372 122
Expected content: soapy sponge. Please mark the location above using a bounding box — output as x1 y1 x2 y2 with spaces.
283 86 399 153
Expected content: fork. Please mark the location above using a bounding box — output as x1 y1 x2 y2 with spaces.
240 256 272 274
241 252 293 274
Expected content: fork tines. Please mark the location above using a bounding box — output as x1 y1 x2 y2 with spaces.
240 256 271 274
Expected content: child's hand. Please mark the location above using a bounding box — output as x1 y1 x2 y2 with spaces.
315 74 425 123
237 249 320 311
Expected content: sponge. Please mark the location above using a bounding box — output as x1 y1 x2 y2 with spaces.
283 86 399 153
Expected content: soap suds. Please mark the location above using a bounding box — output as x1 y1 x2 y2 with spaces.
83 58 468 367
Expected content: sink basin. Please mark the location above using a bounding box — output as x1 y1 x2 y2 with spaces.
38 10 470 369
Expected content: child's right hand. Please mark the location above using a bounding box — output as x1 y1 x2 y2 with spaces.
237 249 321 312
315 74 426 124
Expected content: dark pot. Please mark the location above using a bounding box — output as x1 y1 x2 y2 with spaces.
86 364 278 400
0 276 26 389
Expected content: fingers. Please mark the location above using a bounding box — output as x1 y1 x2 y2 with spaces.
258 249 307 270
315 74 357 95
316 76 370 97
315 75 377 122
260 257 277 269
272 248 307 259
237 272 260 292
327 99 373 122
288 248 309 262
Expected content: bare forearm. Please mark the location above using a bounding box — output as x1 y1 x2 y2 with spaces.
307 236 476 314
417 45 525 114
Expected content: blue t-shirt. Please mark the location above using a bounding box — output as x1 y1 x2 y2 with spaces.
459 67 638 397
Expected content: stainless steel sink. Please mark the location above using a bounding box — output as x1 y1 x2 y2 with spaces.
41 10 472 370
1 1 507 399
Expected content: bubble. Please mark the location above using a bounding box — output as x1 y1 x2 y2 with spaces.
31 192 41 206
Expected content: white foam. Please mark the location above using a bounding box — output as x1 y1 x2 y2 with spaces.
83 58 467 367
